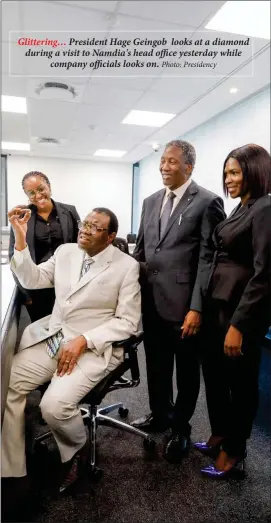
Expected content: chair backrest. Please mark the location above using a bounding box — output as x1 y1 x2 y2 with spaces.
127 233 137 244
113 237 129 255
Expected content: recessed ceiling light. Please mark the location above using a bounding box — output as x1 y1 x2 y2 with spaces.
93 149 126 158
229 87 239 94
122 110 175 128
205 1 270 40
1 95 27 114
2 141 30 151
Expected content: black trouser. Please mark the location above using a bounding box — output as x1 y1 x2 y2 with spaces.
23 288 56 322
142 303 200 436
201 300 265 456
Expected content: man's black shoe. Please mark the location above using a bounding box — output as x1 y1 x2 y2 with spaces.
59 440 89 493
130 413 170 433
164 434 190 463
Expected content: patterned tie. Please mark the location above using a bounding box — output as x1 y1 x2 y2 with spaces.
80 256 94 278
46 257 94 358
46 330 64 359
160 191 176 238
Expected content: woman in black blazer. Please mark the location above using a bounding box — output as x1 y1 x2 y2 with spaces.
194 144 271 478
9 170 80 322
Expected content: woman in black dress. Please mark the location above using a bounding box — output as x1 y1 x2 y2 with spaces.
195 144 271 478
9 170 80 322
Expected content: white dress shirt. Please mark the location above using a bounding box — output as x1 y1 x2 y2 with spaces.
160 178 192 217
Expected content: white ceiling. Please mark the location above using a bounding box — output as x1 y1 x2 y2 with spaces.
1 0 270 163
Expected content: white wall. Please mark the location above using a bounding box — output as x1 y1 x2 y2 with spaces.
7 156 133 238
135 86 270 230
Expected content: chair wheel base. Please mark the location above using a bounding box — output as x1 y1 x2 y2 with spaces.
118 407 129 418
88 465 104 481
143 438 156 452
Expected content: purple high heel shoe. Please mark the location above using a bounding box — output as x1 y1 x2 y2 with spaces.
201 452 247 479
193 440 223 458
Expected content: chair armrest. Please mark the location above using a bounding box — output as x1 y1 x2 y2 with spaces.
112 331 144 351
112 331 143 383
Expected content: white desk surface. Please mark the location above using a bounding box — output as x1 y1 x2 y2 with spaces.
1 264 16 326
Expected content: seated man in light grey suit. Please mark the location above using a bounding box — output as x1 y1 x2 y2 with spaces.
2 206 141 495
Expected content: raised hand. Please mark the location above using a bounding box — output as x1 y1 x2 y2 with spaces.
8 206 31 251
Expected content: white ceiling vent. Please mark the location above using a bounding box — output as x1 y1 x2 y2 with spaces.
35 82 77 101
36 137 60 145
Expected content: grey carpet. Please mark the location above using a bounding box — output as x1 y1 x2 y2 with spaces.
3 307 271 523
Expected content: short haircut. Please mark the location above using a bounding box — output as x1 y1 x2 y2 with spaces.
92 207 119 235
22 171 51 189
223 144 271 198
165 139 196 171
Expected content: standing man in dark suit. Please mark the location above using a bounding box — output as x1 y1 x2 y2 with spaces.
131 140 226 462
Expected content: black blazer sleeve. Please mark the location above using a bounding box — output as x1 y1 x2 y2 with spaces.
133 199 146 264
230 202 271 333
69 204 80 242
190 196 226 313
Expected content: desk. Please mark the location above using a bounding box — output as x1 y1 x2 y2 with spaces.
1 264 16 325
1 263 19 423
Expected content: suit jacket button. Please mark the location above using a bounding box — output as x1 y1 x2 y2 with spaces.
155 248 161 252
153 269 159 275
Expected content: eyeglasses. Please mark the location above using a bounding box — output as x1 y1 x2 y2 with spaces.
78 221 108 234
25 185 48 199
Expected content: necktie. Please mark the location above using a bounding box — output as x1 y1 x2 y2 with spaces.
46 330 64 359
80 257 94 278
160 191 176 238
46 257 94 359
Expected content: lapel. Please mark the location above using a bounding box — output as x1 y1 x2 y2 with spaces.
157 180 198 245
216 198 256 235
227 202 242 219
54 201 70 242
152 190 166 245
66 244 115 298
26 206 36 262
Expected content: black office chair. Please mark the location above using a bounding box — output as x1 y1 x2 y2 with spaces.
113 237 129 255
127 233 137 244
35 332 155 477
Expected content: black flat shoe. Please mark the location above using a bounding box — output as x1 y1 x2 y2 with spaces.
130 413 171 433
164 434 190 464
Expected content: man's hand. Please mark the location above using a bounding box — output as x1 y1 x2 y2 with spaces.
224 325 243 358
181 310 201 338
8 206 31 251
57 335 87 376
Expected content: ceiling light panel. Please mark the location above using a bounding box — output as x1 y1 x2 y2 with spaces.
1 95 27 114
2 141 30 151
122 110 175 127
93 149 126 157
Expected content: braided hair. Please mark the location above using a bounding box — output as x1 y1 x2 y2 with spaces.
22 171 51 190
